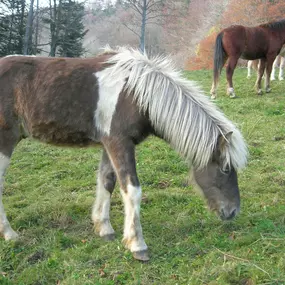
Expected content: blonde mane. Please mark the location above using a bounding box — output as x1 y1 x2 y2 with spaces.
103 47 248 170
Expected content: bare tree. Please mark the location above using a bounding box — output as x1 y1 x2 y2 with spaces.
118 0 175 52
33 0 39 53
49 0 62 56
23 0 34 54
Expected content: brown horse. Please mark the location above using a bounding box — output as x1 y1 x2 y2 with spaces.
210 19 285 99
0 48 248 261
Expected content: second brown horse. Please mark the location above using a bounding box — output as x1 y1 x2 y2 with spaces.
210 19 285 99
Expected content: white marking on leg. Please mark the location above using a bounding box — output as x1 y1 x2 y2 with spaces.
279 57 285 80
210 82 217 99
0 153 18 240
94 68 129 136
227 87 236 98
92 175 114 237
121 184 147 252
271 57 278 81
247 61 252 78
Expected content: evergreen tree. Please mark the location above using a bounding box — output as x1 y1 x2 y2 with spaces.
0 0 26 56
57 0 87 57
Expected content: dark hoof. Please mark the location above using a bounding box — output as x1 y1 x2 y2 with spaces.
132 250 150 262
102 233 115 241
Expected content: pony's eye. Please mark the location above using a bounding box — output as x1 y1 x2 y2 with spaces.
220 166 230 175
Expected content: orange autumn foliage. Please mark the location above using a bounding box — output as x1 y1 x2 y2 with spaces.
185 31 217 70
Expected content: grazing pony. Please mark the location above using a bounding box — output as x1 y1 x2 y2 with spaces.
247 46 285 80
210 19 285 99
0 48 248 261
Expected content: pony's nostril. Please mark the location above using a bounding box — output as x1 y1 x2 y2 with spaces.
229 209 237 219
220 208 237 220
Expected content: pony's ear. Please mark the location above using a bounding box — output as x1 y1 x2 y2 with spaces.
218 131 233 151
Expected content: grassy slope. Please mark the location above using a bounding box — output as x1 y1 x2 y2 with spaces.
0 67 285 285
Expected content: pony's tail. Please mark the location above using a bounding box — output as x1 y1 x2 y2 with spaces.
213 32 225 87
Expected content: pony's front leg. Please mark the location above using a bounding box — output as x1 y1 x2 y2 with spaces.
226 57 238 98
92 150 116 241
0 153 18 240
255 59 266 95
103 138 149 261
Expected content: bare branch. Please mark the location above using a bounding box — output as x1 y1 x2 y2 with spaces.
129 1 143 15
122 22 141 37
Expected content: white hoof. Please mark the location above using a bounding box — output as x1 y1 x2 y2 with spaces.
257 89 263 95
4 229 19 241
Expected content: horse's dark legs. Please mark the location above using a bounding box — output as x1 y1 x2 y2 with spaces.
265 56 276 93
102 137 149 261
226 56 238 98
210 57 228 100
255 58 266 95
92 149 116 241
0 128 20 240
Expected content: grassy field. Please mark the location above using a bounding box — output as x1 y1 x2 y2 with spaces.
0 67 285 285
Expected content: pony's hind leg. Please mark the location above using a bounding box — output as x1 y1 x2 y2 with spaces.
210 82 217 100
226 56 238 98
0 127 20 241
92 149 116 241
102 138 149 261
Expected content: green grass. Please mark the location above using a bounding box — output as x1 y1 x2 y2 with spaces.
1 67 285 284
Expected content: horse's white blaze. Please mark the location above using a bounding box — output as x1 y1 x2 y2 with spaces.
94 69 127 136
92 176 114 236
120 184 147 252
0 153 18 240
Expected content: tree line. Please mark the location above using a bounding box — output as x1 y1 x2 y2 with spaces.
0 0 87 57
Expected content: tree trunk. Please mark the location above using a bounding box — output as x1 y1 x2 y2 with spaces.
23 0 34 55
61 0 72 57
50 0 62 57
33 0 39 54
139 0 147 52
8 0 15 54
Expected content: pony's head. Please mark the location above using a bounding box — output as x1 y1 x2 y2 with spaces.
191 132 241 221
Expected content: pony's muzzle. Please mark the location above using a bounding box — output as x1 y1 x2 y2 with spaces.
219 206 239 221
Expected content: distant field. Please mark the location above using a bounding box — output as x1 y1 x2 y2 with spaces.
0 67 285 285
